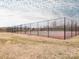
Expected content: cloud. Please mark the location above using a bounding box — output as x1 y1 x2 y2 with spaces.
0 0 78 27
0 8 57 27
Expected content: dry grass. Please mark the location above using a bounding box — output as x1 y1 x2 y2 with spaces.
0 32 79 59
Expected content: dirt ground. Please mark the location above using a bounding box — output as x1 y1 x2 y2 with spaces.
0 32 79 59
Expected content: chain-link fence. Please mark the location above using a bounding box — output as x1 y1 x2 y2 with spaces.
6 17 79 40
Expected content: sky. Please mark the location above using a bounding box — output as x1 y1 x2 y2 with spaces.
0 0 79 27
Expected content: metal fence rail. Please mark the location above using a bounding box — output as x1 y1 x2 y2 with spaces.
6 17 79 40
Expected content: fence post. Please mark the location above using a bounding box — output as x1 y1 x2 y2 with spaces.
48 21 49 37
17 26 18 34
11 27 12 33
20 25 22 34
78 23 79 35
64 17 66 40
77 22 78 35
30 24 31 35
16 27 17 33
14 27 16 33
78 25 79 35
75 21 77 36
37 22 39 36
24 25 25 34
71 20 73 37
18 26 20 34
25 25 27 34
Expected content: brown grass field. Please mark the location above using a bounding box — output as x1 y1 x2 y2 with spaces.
0 32 79 59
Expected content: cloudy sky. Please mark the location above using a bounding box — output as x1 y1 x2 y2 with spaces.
0 0 79 27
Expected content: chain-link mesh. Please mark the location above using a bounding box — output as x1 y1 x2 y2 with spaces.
6 17 79 40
